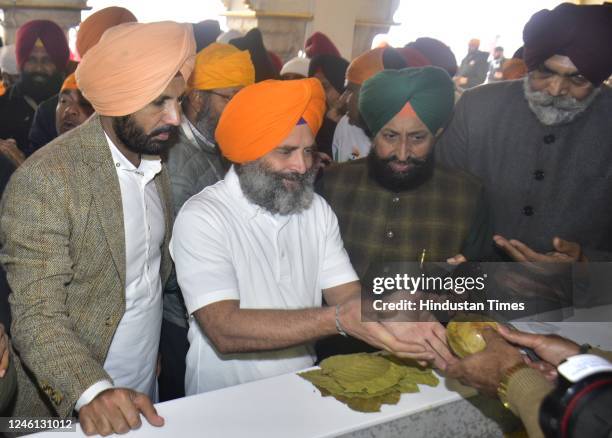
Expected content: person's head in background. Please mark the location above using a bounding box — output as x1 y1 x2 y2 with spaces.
280 57 310 80
0 45 19 91
15 20 69 102
55 73 94 135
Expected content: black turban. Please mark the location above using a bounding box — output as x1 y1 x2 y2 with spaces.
523 3 612 85
308 54 349 94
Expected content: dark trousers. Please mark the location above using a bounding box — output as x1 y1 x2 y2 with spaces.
158 318 189 402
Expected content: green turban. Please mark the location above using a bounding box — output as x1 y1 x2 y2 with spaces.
359 67 454 137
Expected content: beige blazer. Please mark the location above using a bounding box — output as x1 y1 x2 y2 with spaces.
0 114 173 418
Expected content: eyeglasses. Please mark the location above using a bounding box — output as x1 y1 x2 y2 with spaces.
208 91 235 102
531 65 592 88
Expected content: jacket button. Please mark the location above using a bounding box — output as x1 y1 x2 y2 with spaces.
543 134 555 144
523 206 534 216
386 231 394 239
534 170 544 180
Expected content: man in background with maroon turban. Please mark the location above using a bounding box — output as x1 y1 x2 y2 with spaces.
438 3 612 268
28 6 137 156
1 21 195 436
0 19 68 156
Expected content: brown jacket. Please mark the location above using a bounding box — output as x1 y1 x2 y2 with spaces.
0 114 173 418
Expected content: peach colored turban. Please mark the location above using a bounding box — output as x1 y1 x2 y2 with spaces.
76 21 195 116
189 42 254 91
76 6 137 58
216 78 325 163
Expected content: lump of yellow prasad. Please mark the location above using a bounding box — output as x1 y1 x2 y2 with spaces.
298 352 439 412
446 314 499 358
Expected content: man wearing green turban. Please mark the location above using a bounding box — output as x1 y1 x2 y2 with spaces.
317 67 493 366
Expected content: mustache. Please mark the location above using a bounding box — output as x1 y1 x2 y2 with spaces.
149 125 178 137
382 155 428 168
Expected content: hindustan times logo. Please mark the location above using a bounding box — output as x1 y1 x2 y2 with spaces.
371 273 487 295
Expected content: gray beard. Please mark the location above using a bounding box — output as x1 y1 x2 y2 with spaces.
235 160 317 215
523 76 600 126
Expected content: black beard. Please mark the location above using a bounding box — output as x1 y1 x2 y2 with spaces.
19 71 64 103
235 159 318 215
367 148 434 192
112 115 179 156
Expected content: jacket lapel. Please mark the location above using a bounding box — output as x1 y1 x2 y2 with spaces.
79 115 127 288
155 166 174 284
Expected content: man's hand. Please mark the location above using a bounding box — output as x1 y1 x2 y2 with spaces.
79 388 164 436
337 297 436 363
445 328 524 397
494 235 585 263
446 254 467 265
0 138 25 167
497 324 579 367
383 320 456 371
0 323 9 378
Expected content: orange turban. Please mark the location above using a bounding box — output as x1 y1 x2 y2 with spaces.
76 6 137 58
502 58 528 80
189 42 254 90
346 47 385 85
216 78 325 164
76 21 195 116
61 72 78 92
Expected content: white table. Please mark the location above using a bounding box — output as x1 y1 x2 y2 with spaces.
31 371 475 438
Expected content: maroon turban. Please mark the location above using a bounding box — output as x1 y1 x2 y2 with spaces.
396 47 431 68
305 32 341 58
406 37 457 77
15 20 69 72
523 3 612 85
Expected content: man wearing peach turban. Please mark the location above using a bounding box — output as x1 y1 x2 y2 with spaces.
159 41 254 401
171 78 432 395
28 6 137 156
1 21 195 434
334 46 407 162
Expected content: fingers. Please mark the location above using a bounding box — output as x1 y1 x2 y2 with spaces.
132 392 164 427
493 235 527 262
553 237 582 260
496 324 540 349
0 348 8 378
446 254 467 265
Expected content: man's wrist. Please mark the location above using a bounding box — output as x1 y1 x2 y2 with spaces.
74 380 114 411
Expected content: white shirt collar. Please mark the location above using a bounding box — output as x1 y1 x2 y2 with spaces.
104 132 162 182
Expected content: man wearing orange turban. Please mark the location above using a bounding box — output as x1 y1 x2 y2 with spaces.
54 72 94 136
2 21 195 434
159 41 254 401
28 6 137 156
334 46 407 162
171 78 435 395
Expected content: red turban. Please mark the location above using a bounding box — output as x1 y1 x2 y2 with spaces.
523 3 612 85
15 20 69 72
76 6 137 58
305 32 341 58
216 78 325 164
